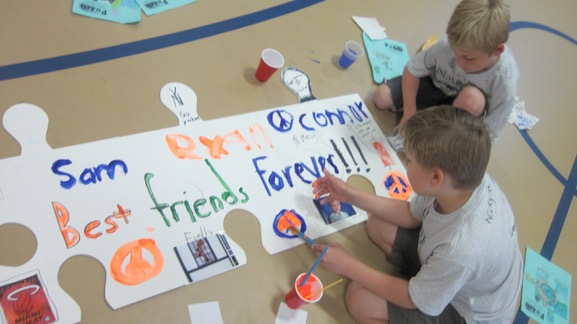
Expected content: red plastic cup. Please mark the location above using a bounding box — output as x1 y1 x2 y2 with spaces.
285 273 323 309
255 48 285 82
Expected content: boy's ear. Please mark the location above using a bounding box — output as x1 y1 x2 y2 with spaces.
493 44 505 57
430 167 445 187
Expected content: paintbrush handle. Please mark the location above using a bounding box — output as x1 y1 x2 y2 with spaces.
300 246 328 287
288 226 316 245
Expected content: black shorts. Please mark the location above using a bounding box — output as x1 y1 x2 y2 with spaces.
388 302 466 324
386 76 487 116
387 227 466 324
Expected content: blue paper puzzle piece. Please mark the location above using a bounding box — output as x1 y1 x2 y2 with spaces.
362 33 410 84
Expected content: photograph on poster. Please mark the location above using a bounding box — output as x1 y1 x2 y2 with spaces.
174 233 239 283
0 272 58 324
313 199 356 225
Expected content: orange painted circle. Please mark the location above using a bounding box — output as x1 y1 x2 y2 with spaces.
110 238 164 286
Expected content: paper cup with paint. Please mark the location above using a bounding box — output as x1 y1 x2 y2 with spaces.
338 40 365 68
255 48 285 82
285 273 323 309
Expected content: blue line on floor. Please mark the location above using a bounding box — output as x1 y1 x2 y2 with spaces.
517 129 577 258
509 23 577 257
510 22 576 324
518 129 576 197
540 153 577 260
511 21 577 46
0 0 324 82
513 152 577 324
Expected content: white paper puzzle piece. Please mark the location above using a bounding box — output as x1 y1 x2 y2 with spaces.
281 67 317 103
160 82 202 126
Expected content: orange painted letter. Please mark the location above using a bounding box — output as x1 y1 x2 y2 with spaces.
52 202 80 248
85 220 102 239
166 134 202 160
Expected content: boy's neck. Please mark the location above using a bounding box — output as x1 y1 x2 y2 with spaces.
434 188 474 215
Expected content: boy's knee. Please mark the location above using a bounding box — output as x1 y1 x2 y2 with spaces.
344 281 364 316
373 84 394 110
453 86 486 117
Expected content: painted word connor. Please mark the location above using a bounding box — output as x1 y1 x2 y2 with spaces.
266 101 369 133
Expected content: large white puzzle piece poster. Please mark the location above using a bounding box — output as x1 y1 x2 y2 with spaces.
0 84 411 323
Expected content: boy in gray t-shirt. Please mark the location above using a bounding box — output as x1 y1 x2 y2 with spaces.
373 0 520 142
406 174 522 323
312 106 522 323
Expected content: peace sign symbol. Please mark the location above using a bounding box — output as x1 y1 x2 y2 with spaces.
383 171 412 201
110 238 164 286
267 110 294 133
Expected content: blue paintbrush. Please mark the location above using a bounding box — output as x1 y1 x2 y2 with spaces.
300 246 328 287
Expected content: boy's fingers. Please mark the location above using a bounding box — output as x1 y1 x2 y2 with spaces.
311 243 326 253
312 184 322 194
312 178 320 187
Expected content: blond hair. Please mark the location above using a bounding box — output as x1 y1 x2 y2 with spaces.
401 106 491 190
446 0 510 54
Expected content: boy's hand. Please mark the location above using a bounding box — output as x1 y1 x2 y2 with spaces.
311 243 357 277
399 109 415 129
312 169 350 205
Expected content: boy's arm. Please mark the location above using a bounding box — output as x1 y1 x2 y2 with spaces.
314 169 421 228
346 183 421 229
313 243 417 309
399 66 420 127
484 47 521 142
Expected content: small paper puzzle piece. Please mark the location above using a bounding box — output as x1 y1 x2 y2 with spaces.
521 247 571 324
160 82 202 127
281 67 317 103
72 0 142 24
362 33 410 84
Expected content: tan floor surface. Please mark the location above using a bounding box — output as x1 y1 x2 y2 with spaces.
1 0 575 323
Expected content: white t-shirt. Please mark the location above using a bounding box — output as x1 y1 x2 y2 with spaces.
408 174 523 324
407 38 520 142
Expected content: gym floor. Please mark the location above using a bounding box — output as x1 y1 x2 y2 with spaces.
1 0 575 323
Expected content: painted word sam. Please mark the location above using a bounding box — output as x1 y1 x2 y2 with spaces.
52 159 128 189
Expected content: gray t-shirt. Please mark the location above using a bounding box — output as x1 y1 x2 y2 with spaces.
407 38 520 142
408 174 523 324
